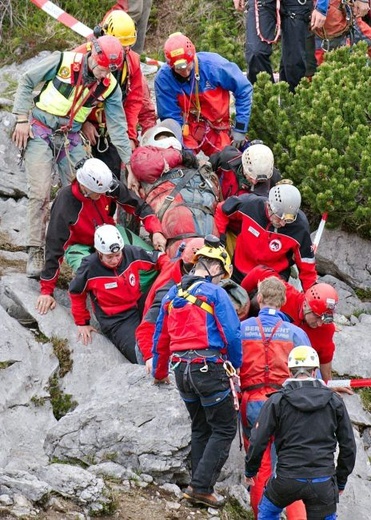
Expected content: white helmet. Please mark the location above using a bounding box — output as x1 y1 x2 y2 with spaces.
288 346 319 370
94 225 124 254
76 158 114 194
242 144 274 181
141 126 182 151
268 184 301 223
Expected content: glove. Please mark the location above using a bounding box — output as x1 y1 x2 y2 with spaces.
231 130 246 149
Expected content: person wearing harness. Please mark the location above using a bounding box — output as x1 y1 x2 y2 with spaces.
234 0 329 91
244 345 356 520
152 235 242 508
76 10 157 180
136 237 204 372
239 276 310 519
155 32 253 157
36 158 166 316
12 35 133 279
69 224 168 363
215 183 317 288
240 266 351 386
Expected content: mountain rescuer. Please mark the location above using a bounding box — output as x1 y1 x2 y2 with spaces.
240 276 310 519
244 345 356 519
152 235 242 508
12 35 133 279
77 10 157 180
215 183 317 289
136 237 204 372
69 224 168 363
210 141 281 200
154 32 253 157
241 266 343 383
36 158 166 316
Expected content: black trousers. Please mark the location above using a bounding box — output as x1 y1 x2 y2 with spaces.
174 362 237 494
245 0 312 91
264 475 339 519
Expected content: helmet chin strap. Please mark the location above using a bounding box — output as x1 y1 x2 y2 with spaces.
198 259 224 281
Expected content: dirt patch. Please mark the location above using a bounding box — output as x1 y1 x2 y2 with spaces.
15 483 252 520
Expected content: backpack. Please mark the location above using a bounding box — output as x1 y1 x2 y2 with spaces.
142 165 221 258
314 0 354 41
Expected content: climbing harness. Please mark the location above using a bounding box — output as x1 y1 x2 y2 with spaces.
224 360 241 411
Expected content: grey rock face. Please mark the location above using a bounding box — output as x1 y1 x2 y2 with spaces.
314 229 371 290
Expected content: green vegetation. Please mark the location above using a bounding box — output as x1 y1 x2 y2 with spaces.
51 336 73 377
90 488 120 517
359 388 371 413
31 395 47 406
48 373 78 420
221 498 254 519
249 43 371 237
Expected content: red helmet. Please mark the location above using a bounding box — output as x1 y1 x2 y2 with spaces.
305 283 339 322
164 32 196 69
181 237 205 264
91 35 124 71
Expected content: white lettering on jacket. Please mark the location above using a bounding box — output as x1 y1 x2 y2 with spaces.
104 282 118 289
248 226 260 237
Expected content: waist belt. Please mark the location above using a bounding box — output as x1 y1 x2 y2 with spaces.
171 349 224 363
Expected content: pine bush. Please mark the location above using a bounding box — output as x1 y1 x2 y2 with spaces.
249 43 371 238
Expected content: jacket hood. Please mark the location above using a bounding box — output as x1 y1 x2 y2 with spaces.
282 379 333 412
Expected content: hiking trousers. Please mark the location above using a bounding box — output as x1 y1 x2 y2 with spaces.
24 132 85 248
259 475 338 519
245 0 312 91
174 361 237 494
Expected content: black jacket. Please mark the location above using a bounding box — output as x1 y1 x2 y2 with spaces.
245 379 356 489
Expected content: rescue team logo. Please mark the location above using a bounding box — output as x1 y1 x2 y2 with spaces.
59 66 70 79
129 273 136 286
269 239 282 252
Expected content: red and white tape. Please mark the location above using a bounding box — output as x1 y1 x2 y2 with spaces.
30 0 93 38
30 0 164 66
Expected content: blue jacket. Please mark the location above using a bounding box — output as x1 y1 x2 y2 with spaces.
152 275 242 380
154 52 253 134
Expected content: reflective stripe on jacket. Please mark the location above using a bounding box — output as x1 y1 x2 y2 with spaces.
36 52 117 122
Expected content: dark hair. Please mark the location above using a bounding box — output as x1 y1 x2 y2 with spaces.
181 150 199 169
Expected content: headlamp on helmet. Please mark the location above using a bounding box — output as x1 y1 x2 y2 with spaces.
268 184 301 224
164 32 196 69
94 224 124 254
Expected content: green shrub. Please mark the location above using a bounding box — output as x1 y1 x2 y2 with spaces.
249 43 371 237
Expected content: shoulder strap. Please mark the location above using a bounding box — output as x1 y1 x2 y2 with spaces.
157 168 198 221
170 281 214 315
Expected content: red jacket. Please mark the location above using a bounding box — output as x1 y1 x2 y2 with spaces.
69 247 168 325
136 258 182 361
241 266 335 364
216 195 317 290
40 180 163 296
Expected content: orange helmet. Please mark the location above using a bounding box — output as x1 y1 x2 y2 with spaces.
305 283 338 323
91 35 124 71
181 237 205 265
164 32 196 69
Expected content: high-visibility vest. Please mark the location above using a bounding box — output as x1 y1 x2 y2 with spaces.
36 52 118 123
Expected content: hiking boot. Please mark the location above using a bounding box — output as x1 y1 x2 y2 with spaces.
183 486 226 508
26 247 44 279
